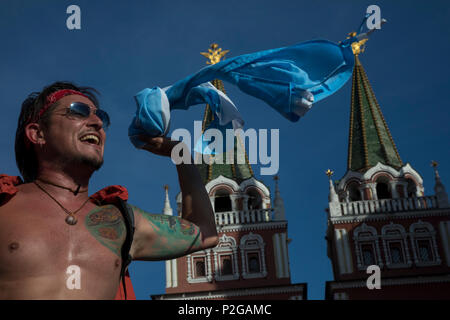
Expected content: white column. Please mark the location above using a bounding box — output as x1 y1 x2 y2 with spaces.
389 181 399 199
273 234 283 278
334 229 353 274
171 259 178 287
280 232 290 277
229 194 239 211
165 260 172 288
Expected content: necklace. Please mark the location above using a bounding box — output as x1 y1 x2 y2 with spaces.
33 181 91 225
36 178 87 195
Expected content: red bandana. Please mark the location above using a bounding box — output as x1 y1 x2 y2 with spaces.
38 89 90 119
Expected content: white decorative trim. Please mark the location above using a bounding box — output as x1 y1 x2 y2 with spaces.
217 221 287 233
328 274 450 290
353 223 383 270
409 220 441 266
337 163 424 193
239 177 271 198
381 223 412 268
330 208 450 225
154 284 305 300
187 249 213 284
213 235 240 281
334 228 353 275
165 259 178 288
240 233 267 279
273 233 290 278
165 260 172 288
205 175 240 194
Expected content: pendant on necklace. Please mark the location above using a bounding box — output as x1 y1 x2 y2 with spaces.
65 214 78 226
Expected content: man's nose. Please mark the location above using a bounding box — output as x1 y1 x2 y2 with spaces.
86 111 104 130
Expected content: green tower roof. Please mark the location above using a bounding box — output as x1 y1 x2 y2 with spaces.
347 55 403 172
196 79 254 184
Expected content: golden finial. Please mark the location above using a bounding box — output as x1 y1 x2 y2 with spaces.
345 31 368 56
325 169 334 178
164 184 169 191
351 38 368 56
200 43 229 65
431 160 439 168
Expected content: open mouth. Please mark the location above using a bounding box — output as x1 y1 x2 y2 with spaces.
80 134 101 146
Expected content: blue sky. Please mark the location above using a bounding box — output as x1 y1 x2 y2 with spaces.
0 1 448 300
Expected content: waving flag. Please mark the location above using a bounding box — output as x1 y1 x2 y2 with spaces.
128 30 373 150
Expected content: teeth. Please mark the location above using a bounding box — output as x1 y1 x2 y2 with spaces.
80 134 100 145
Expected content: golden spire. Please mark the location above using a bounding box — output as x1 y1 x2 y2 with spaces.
200 43 229 65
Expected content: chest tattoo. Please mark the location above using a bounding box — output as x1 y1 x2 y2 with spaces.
85 205 125 257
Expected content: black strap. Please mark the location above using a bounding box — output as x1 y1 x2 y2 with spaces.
116 198 135 300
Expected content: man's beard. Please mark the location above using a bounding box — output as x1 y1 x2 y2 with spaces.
80 155 103 171
68 154 104 172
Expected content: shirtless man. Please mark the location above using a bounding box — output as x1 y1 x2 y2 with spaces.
0 82 218 299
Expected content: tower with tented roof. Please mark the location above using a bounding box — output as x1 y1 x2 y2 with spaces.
325 35 450 300
152 43 306 300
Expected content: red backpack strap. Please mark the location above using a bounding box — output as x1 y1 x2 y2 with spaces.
89 185 129 204
0 174 23 206
90 185 135 300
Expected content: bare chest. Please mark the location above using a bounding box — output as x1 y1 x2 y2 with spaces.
0 200 126 277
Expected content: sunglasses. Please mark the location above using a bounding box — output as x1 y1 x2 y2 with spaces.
64 102 110 129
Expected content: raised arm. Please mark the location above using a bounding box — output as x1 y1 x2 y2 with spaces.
129 136 218 261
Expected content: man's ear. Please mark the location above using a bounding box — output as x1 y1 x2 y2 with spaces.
25 123 45 146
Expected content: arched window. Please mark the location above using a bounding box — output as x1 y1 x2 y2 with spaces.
246 188 262 210
381 223 411 268
213 235 239 281
195 260 206 277
346 182 361 201
406 178 417 198
222 258 233 275
187 250 212 283
409 221 441 266
248 253 261 273
353 223 383 270
376 176 391 199
214 189 232 212
240 233 267 279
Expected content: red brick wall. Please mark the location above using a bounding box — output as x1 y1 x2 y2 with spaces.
329 215 450 282
167 227 291 294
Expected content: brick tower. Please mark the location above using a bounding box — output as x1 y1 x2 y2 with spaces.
151 44 306 300
325 39 450 299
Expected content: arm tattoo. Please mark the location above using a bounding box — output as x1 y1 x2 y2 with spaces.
130 205 202 259
85 205 126 257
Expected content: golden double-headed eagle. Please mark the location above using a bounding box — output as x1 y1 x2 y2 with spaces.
200 43 229 65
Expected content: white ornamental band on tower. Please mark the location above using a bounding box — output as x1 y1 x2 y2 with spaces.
273 175 286 221
163 185 178 288
163 185 173 216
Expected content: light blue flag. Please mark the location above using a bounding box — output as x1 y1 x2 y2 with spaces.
129 34 361 151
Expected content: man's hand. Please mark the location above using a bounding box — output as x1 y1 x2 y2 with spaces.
138 135 181 158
